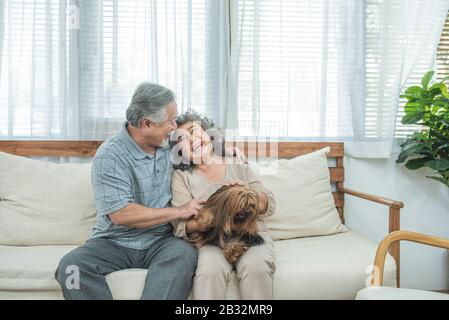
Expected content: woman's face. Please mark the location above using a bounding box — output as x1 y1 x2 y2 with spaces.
173 121 214 164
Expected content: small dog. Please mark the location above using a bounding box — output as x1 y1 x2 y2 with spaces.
188 185 264 263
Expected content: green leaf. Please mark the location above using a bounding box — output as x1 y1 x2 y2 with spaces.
404 102 425 114
437 143 449 151
404 157 432 170
430 82 449 99
421 71 434 89
430 82 442 94
420 90 431 100
424 159 449 171
433 97 449 107
396 144 429 163
400 139 417 148
401 112 424 124
405 86 424 94
427 176 449 187
404 86 426 100
400 94 417 102
441 83 449 99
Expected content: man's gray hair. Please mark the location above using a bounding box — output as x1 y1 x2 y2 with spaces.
126 82 175 127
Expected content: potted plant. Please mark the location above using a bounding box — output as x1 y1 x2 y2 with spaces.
396 71 449 187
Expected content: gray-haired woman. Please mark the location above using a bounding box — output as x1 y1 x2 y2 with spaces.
169 111 276 300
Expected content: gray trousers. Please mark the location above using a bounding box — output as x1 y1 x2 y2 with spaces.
55 236 198 300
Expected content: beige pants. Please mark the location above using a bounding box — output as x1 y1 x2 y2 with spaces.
193 234 275 300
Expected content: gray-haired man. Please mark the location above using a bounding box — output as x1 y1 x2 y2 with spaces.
55 82 202 299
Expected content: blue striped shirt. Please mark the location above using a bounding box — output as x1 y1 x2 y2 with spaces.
89 122 173 250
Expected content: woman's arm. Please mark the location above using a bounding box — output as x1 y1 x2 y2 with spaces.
109 201 202 228
171 170 206 238
257 191 269 214
244 165 276 217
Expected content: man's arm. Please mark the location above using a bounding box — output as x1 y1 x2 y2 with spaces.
109 200 204 229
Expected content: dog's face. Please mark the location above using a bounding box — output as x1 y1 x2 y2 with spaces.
222 188 259 238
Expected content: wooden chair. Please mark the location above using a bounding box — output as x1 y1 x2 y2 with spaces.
0 140 404 286
356 230 449 299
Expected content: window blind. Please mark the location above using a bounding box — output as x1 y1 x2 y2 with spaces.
233 0 364 139
0 0 68 137
78 0 211 138
436 10 449 82
0 0 212 139
1 0 447 141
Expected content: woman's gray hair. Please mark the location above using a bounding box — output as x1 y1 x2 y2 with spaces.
126 82 175 127
170 110 225 171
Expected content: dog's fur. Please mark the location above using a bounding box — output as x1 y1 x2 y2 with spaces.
188 185 264 263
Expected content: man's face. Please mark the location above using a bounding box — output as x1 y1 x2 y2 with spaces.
143 101 178 148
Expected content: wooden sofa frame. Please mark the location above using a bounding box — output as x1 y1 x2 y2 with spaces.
371 230 449 287
0 140 404 286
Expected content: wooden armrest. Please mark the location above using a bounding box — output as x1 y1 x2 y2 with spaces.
337 186 404 287
370 230 449 287
337 186 404 209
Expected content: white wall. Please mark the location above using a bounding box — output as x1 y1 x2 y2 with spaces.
344 153 449 290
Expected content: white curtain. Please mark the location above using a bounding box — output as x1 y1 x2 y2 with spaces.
229 0 365 140
0 0 4 87
357 0 449 157
229 0 449 158
0 0 228 140
0 0 448 158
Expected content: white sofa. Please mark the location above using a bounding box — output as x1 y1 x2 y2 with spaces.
0 230 396 299
0 145 397 299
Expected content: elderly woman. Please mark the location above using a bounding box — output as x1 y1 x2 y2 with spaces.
169 111 276 300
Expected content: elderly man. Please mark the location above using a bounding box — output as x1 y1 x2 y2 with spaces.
55 83 203 300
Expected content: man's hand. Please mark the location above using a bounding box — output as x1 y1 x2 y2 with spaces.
177 199 206 220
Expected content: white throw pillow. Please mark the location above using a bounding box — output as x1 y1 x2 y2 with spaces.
253 147 347 241
0 151 96 245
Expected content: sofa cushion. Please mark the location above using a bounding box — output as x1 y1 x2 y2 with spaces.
356 287 449 300
253 147 347 240
272 229 397 299
0 290 63 300
0 229 396 300
0 244 240 299
0 244 77 291
0 152 97 245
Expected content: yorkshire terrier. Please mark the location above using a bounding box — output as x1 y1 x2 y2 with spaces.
188 185 264 263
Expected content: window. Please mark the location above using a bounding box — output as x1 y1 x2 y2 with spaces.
393 9 449 138
0 0 447 143
436 10 449 82
0 0 211 139
0 0 68 137
233 0 363 139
